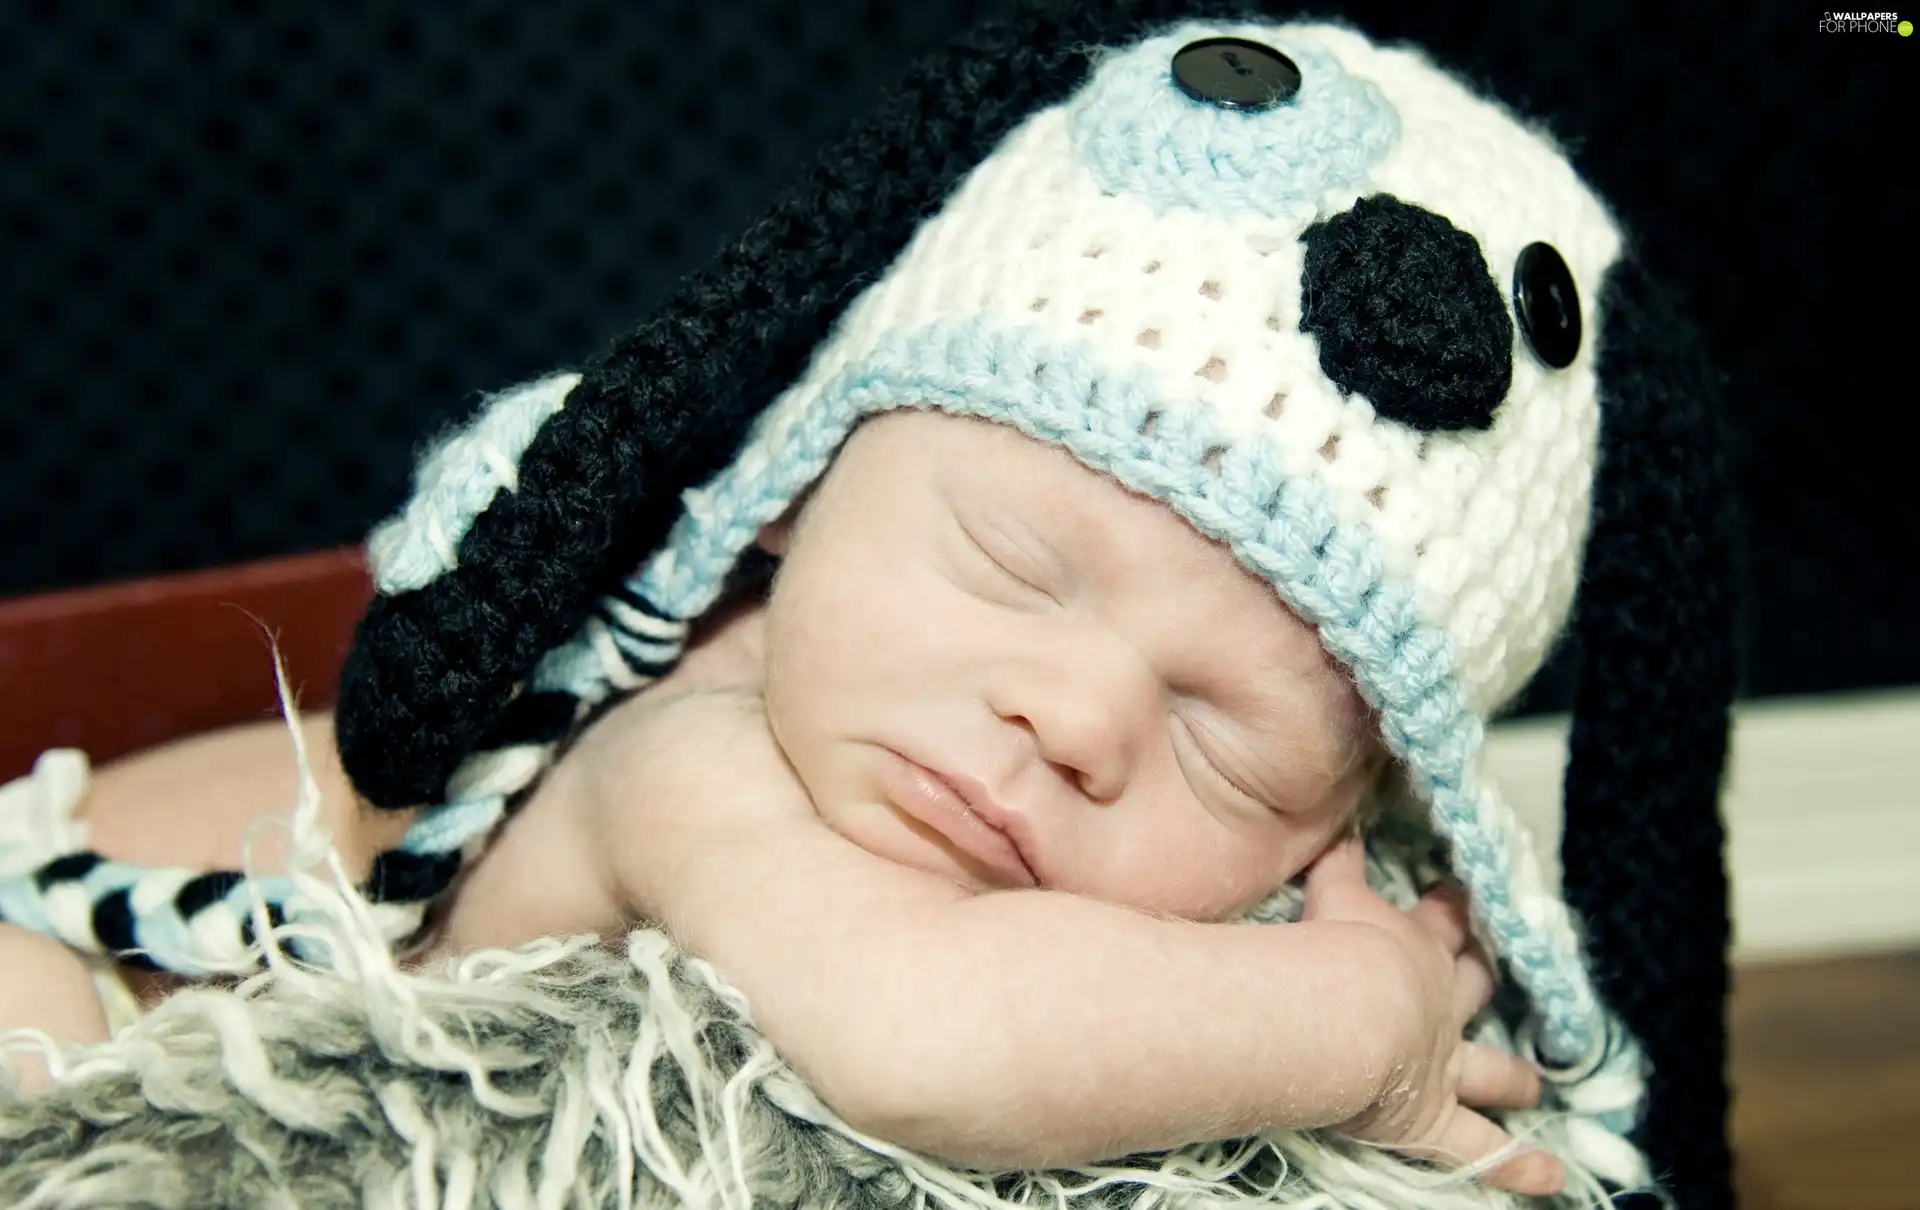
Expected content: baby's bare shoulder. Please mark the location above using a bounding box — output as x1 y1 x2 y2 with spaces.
433 681 966 980
579 686 968 939
582 685 805 825
427 685 814 956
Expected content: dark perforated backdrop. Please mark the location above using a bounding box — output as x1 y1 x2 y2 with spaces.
0 0 1912 705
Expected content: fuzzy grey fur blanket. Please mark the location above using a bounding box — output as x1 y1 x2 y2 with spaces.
0 864 1625 1210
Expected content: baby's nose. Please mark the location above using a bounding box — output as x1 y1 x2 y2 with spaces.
1001 641 1159 803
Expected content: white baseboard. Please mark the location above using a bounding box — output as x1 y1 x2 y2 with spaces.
1484 688 1920 964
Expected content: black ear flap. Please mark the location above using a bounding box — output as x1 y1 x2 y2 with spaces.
332 3 1134 810
1559 255 1745 1209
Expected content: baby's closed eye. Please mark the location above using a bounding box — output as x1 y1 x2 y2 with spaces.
956 517 1058 604
1171 711 1278 810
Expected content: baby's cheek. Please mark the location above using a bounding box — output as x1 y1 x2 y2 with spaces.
1081 808 1277 921
759 610 820 736
1188 809 1327 921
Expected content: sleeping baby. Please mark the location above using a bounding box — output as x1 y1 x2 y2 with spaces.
1 15 1676 1203
1 407 1562 1195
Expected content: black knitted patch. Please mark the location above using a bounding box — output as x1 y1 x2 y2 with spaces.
1299 193 1513 432
236 901 290 955
477 689 582 750
173 870 247 920
33 851 102 891
89 886 148 966
366 848 463 903
1560 257 1742 1210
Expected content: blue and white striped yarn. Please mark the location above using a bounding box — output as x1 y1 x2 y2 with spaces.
616 315 1645 1133
375 576 694 852
366 370 580 597
530 583 691 700
0 752 322 974
0 855 306 978
0 827 500 980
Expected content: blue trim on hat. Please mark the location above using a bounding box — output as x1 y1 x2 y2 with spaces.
1067 23 1399 220
401 796 505 856
624 315 1610 1070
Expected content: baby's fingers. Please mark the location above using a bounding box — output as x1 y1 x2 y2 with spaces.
1406 882 1471 955
1420 1107 1566 1198
1451 946 1496 1027
1300 837 1377 920
1453 1041 1543 1110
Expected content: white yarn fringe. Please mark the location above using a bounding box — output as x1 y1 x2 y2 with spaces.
0 750 91 880
0 651 1662 1210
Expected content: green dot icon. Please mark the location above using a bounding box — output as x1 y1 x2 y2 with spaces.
1902 19 1914 34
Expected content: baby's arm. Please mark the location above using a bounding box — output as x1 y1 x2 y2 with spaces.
677 813 1408 1166
586 687 1552 1190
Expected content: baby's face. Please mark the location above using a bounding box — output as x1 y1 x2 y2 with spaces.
758 410 1380 921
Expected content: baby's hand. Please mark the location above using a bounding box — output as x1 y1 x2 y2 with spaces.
1299 838 1566 1198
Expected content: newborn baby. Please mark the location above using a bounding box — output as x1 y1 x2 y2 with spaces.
1 12 1739 1203
1 409 1561 1195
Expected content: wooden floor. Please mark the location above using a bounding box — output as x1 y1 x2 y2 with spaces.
1731 949 1920 1210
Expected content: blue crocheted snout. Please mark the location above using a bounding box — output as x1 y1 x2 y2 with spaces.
1066 22 1400 222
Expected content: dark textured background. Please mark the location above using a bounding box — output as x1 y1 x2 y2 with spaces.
0 0 1912 706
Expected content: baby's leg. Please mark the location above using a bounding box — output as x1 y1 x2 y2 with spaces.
82 711 416 884
0 922 110 1092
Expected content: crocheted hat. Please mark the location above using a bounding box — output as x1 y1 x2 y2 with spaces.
2 3 1739 1203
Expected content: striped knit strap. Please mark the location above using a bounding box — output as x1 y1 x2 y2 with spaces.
0 573 691 977
0 852 315 975
346 575 692 957
0 825 457 976
0 791 480 975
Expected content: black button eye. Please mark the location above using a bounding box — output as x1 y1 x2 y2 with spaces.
1513 243 1581 369
1171 37 1302 111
